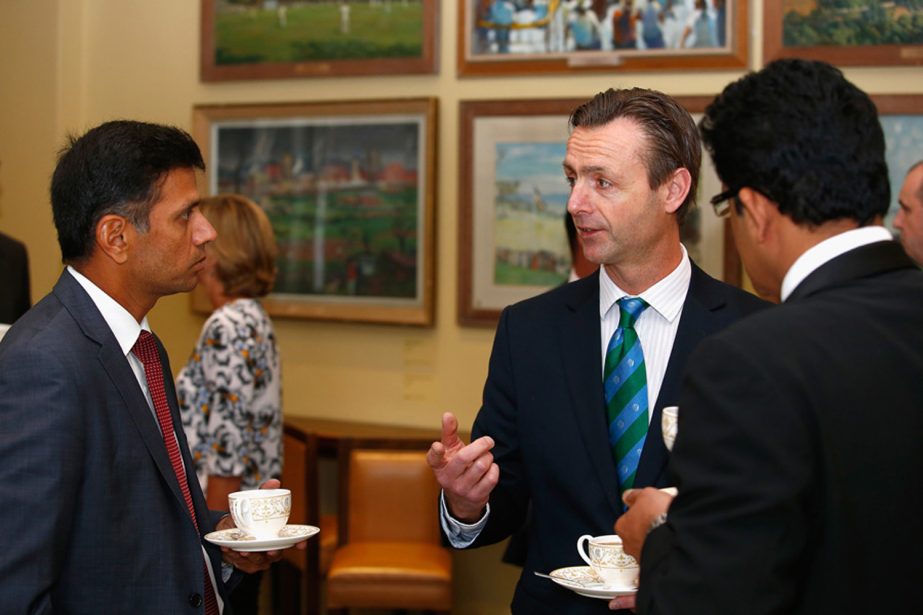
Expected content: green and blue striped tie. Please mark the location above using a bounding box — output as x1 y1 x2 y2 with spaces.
604 297 649 496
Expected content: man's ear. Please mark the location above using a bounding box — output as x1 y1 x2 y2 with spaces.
661 167 692 215
736 187 778 244
95 214 131 264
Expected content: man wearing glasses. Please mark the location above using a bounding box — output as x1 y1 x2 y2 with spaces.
428 88 767 614
613 60 923 614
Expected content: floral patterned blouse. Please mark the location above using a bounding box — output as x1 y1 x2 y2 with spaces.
177 298 282 492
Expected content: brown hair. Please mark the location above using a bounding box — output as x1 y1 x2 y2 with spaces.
569 88 701 223
198 194 278 298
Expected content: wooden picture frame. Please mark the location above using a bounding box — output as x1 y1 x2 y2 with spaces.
192 98 437 326
457 96 740 327
200 0 438 81
457 0 747 77
764 1 923 66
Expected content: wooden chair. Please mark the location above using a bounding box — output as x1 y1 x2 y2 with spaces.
325 446 452 614
273 427 338 615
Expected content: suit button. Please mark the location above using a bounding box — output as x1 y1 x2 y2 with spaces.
188 593 203 608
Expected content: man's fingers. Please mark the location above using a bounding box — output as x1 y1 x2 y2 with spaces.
427 441 447 470
448 435 495 468
622 488 639 507
440 412 461 449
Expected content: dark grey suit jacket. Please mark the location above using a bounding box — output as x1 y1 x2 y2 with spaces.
639 241 923 615
458 264 767 615
0 271 233 613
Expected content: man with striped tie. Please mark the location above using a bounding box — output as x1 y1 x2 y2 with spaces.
614 60 923 615
428 88 766 614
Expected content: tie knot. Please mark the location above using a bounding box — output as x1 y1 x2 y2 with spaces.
132 330 158 365
617 296 648 329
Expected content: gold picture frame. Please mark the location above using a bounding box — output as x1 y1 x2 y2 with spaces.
192 98 438 326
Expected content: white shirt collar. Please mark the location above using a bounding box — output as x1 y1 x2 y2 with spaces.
66 266 151 355
780 226 894 302
599 244 691 324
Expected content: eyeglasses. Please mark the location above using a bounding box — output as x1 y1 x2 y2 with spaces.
709 188 738 218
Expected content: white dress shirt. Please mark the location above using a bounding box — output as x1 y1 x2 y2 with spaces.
66 267 225 611
441 247 692 546
780 226 893 302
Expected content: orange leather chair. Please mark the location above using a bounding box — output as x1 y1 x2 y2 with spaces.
326 448 452 614
274 427 338 615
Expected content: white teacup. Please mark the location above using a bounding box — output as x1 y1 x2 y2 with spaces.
576 534 639 588
661 405 679 451
228 489 291 539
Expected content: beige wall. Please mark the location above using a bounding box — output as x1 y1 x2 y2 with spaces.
1 1 921 612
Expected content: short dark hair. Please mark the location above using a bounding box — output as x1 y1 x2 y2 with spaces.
50 120 205 262
569 88 701 223
700 59 889 226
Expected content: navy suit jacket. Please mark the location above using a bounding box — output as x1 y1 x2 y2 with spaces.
0 271 233 614
638 241 923 615
460 264 767 614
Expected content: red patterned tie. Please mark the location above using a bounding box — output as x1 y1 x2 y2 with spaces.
133 330 220 615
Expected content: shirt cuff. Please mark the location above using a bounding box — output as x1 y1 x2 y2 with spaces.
221 561 234 583
439 490 489 548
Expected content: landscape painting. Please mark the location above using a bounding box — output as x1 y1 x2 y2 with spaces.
782 0 922 48
765 0 923 65
193 100 436 325
492 142 572 288
200 0 437 80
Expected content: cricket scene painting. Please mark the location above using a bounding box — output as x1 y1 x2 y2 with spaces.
211 0 426 65
210 118 425 303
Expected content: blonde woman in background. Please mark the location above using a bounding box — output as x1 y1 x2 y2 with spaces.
176 194 282 614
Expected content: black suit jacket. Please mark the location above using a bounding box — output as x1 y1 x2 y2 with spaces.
461 264 767 614
0 231 31 324
639 241 923 615
0 271 234 613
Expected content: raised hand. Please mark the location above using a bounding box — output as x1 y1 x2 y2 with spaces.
426 412 500 523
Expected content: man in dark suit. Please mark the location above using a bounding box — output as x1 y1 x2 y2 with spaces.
613 60 923 615
0 121 291 613
427 88 766 614
0 230 30 324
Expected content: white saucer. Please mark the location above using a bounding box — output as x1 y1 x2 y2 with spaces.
205 524 319 552
547 566 638 600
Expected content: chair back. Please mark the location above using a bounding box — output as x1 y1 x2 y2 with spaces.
346 449 440 544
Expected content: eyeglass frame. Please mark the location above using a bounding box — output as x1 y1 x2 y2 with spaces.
709 186 775 218
709 188 739 218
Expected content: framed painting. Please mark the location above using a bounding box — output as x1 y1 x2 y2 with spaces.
192 98 437 326
457 0 748 77
200 0 438 81
764 1 923 66
457 96 740 326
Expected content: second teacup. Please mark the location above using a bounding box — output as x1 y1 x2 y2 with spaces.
576 534 639 588
228 488 291 539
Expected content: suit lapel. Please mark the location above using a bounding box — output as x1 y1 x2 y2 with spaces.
561 277 622 516
54 272 196 525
